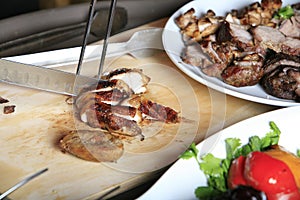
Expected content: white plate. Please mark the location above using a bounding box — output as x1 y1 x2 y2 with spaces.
138 105 300 200
163 0 300 107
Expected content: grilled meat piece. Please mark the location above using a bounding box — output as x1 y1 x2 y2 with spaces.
80 102 143 139
237 0 279 27
175 8 197 30
263 52 300 74
59 130 124 162
181 43 213 68
175 8 223 42
104 68 150 94
0 96 9 104
138 98 180 123
278 16 300 38
280 37 300 56
3 105 16 114
260 65 300 100
252 25 300 56
217 21 254 50
76 79 133 106
221 53 264 87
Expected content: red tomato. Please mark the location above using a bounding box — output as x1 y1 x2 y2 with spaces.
244 151 300 200
227 155 247 189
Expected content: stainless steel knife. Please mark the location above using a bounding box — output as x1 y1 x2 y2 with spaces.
0 28 163 96
0 59 96 96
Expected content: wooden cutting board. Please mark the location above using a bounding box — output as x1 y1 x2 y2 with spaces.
0 20 276 199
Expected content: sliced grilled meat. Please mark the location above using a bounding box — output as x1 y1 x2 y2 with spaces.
260 65 300 101
80 102 143 140
76 79 133 107
221 53 264 87
252 25 300 56
263 52 300 74
138 98 180 123
59 130 124 162
104 68 151 94
278 16 300 38
217 21 254 50
181 43 213 68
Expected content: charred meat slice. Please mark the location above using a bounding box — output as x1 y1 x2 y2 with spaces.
217 21 254 50
59 130 124 162
221 53 264 87
76 79 133 107
260 65 300 100
104 68 151 94
263 52 300 74
138 98 180 123
81 102 143 139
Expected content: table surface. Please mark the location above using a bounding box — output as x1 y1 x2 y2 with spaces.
0 18 277 200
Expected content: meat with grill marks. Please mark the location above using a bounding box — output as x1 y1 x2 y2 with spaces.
60 68 181 162
222 53 264 87
260 52 300 101
175 0 300 103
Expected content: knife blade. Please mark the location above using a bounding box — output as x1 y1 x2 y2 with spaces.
0 59 97 96
0 28 163 95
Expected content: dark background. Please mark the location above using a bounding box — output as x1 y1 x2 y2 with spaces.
0 0 39 19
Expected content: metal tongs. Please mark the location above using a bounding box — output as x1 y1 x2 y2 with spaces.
0 168 48 200
74 0 121 199
76 0 118 79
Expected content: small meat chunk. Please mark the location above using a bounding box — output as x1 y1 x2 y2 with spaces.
3 105 15 114
0 96 9 104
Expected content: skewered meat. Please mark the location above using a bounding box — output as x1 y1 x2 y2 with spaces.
59 130 124 162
